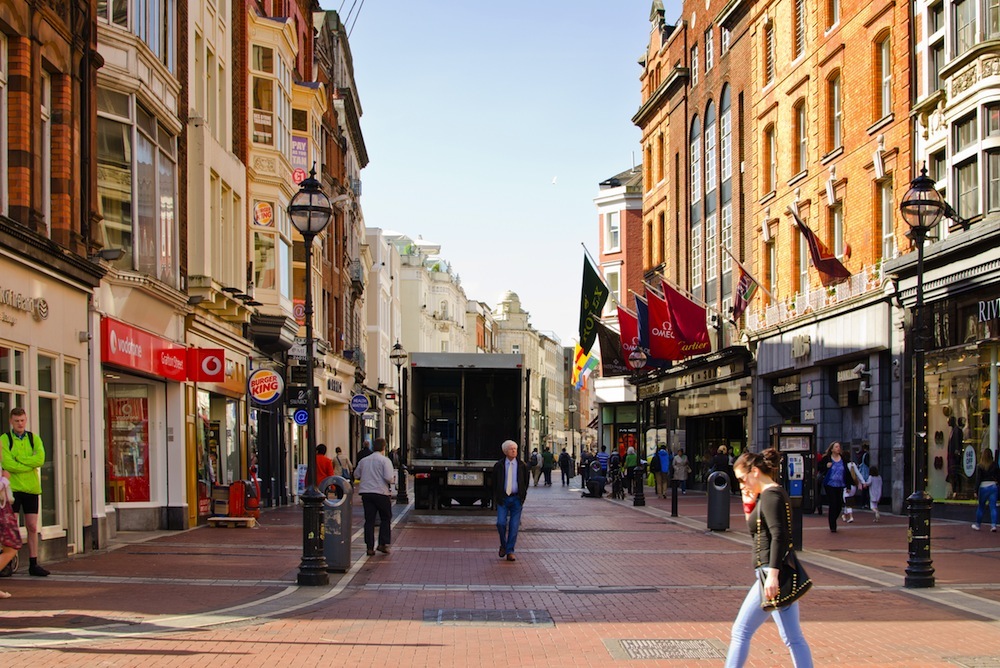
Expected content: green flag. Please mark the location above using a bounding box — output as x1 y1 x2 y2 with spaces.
578 256 609 354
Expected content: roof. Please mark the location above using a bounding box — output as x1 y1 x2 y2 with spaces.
599 166 643 189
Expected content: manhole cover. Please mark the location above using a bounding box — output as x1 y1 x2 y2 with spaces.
947 658 1000 668
611 639 726 660
423 609 553 626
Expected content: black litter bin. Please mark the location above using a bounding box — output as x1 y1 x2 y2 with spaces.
321 475 353 572
707 470 731 531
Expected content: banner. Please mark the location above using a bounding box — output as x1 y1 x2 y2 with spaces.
790 208 851 287
578 256 610 354
571 343 587 387
662 281 712 355
646 287 683 361
732 266 759 321
596 320 631 377
635 295 671 368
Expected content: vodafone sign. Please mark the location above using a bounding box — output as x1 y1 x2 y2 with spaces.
102 317 187 381
187 348 225 382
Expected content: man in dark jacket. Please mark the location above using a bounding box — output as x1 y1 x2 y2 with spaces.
493 440 528 562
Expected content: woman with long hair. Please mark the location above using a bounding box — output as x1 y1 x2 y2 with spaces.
725 448 813 668
0 459 22 597
972 447 999 532
819 441 849 532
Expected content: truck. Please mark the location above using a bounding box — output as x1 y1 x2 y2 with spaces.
406 352 528 512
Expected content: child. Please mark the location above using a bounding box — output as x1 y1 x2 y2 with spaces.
867 465 883 522
842 463 859 524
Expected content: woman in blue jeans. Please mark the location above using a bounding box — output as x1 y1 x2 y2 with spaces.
726 449 813 668
972 448 999 532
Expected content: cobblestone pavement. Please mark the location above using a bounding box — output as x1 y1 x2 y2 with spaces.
1 480 999 667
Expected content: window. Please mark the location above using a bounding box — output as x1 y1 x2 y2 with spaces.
657 134 665 182
954 0 976 56
605 210 621 250
691 118 702 204
794 0 807 58
705 212 717 290
512 343 520 356
929 2 944 33
987 104 1000 137
764 24 775 85
0 35 6 216
989 0 1000 38
827 0 840 29
97 0 129 26
989 151 1000 212
645 143 653 191
721 26 731 54
930 149 947 183
692 221 703 290
705 104 717 194
798 231 809 292
721 203 733 272
763 125 777 192
930 41 946 92
252 75 274 145
721 86 732 182
794 100 807 173
955 160 979 218
830 203 844 258
605 268 621 308
876 36 892 119
41 72 51 237
879 179 895 260
829 74 843 150
98 0 175 71
705 28 715 71
766 239 777 300
691 117 703 295
691 45 699 86
955 113 977 152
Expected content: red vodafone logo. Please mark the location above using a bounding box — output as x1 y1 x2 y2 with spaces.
186 348 225 382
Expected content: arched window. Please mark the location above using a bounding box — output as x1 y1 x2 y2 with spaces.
704 103 718 302
720 86 733 282
690 117 703 293
705 102 717 195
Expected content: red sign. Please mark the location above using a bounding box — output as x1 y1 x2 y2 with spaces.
292 168 308 184
101 318 187 381
187 348 225 382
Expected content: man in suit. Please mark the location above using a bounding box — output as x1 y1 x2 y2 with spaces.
493 440 528 562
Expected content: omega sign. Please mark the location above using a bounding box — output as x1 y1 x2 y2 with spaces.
0 285 48 322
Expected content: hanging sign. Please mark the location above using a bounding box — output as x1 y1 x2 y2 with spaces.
248 368 284 405
350 394 370 415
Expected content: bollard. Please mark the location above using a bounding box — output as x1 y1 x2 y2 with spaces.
671 479 679 517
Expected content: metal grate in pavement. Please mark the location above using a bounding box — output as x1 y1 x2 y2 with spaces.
947 658 1000 667
608 639 727 660
423 609 553 626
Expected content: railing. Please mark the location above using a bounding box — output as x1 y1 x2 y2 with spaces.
342 346 365 369
746 263 884 332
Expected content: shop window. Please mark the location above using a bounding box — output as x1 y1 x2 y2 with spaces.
106 384 151 503
0 346 24 386
38 354 56 392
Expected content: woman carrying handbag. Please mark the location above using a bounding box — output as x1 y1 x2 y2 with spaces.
0 451 23 598
725 448 813 668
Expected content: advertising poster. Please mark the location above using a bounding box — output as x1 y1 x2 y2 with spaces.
107 397 151 502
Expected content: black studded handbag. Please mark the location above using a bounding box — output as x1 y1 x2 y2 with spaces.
756 498 813 612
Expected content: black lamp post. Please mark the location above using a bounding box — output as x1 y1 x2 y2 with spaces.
899 165 943 589
627 349 647 507
568 403 578 460
390 340 409 505
289 166 336 587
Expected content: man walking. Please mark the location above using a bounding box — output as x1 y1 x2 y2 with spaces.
558 448 572 486
1 407 48 576
493 440 527 562
353 438 394 556
541 445 555 486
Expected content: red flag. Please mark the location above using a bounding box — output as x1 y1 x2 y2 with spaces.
645 288 683 361
617 306 641 356
790 208 851 287
661 281 712 355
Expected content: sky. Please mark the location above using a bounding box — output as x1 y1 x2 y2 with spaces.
331 1 679 345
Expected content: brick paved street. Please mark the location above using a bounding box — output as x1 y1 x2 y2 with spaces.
1 479 999 666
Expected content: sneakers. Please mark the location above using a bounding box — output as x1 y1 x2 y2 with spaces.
366 548 376 556
376 545 390 554
873 510 881 523
972 524 981 531
993 526 998 533
29 564 50 577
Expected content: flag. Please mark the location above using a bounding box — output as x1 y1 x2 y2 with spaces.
571 343 587 387
578 256 610 354
633 294 671 368
617 306 641 356
595 320 630 377
790 207 851 287
645 286 683 361
731 266 759 320
661 280 712 356
577 354 599 389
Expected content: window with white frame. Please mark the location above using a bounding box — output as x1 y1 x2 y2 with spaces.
930 40 945 92
955 160 979 218
879 178 895 260
876 36 892 119
691 119 702 204
721 25 731 53
766 238 777 300
794 100 807 173
988 0 1000 38
605 210 621 251
830 203 844 258
763 124 777 192
765 23 775 85
691 45 699 86
705 105 717 195
97 0 176 72
705 28 714 71
705 212 717 291
721 203 733 272
827 0 840 29
41 72 51 237
988 150 1000 212
930 1 944 32
829 74 843 150
954 0 976 56
0 34 6 216
721 87 732 182
605 267 621 309
794 0 807 58
798 230 809 293
692 221 703 291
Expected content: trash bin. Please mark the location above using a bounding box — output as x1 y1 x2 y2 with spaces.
707 470 731 531
321 475 353 572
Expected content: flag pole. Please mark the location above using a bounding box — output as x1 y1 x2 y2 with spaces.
722 245 773 299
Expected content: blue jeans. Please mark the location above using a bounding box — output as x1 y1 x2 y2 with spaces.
976 484 998 526
496 495 523 554
725 570 813 668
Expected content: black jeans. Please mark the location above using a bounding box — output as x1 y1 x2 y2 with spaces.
361 493 392 549
826 486 845 531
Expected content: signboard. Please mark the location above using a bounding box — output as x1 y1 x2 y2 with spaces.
963 444 977 478
293 300 306 325
290 365 309 385
350 393 370 415
248 368 284 405
286 385 310 407
291 135 309 180
187 348 225 382
101 317 187 381
288 338 317 360
253 201 274 227
293 409 309 426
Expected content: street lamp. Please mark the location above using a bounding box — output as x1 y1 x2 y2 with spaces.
568 403 578 460
627 349 647 507
899 165 944 589
289 166 335 587
389 340 409 505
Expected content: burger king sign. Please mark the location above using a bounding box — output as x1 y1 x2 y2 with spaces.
248 368 284 405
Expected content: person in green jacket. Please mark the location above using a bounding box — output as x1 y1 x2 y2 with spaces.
1 407 48 576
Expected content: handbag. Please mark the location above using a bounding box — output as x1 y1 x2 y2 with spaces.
756 494 813 612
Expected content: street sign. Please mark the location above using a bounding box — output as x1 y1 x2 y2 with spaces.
293 409 309 426
350 393 370 415
287 385 310 407
290 365 309 385
288 338 317 360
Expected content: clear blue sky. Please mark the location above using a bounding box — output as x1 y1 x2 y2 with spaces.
336 1 679 344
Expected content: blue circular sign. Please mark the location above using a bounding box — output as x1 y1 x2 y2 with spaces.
350 394 370 414
293 409 309 426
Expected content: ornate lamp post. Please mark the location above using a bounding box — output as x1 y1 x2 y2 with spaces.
289 167 337 586
899 166 944 589
568 403 578 460
390 340 409 504
627 349 647 507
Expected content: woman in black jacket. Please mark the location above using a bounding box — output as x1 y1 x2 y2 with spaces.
725 449 813 668
819 441 850 532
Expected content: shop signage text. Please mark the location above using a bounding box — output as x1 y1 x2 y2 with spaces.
102 317 187 381
980 297 1000 323
0 284 49 323
248 368 284 405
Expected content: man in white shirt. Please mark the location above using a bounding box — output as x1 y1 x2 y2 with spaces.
354 438 395 556
492 440 528 562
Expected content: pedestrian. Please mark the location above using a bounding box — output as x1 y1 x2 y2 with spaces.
333 446 354 480
0 407 49 576
711 445 731 489
856 443 871 508
672 448 690 493
529 448 542 486
353 437 394 556
865 465 883 522
841 463 860 524
971 447 999 532
726 449 814 668
653 444 672 498
493 440 528 561
357 439 374 465
596 445 610 475
0 458 23 597
820 441 850 532
541 446 555 486
558 448 572 486
813 455 826 515
315 443 336 483
623 446 638 495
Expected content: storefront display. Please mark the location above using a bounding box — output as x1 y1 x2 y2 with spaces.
106 387 151 503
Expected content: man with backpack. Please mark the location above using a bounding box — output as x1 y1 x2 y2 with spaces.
653 444 672 498
529 448 542 486
1 407 49 576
